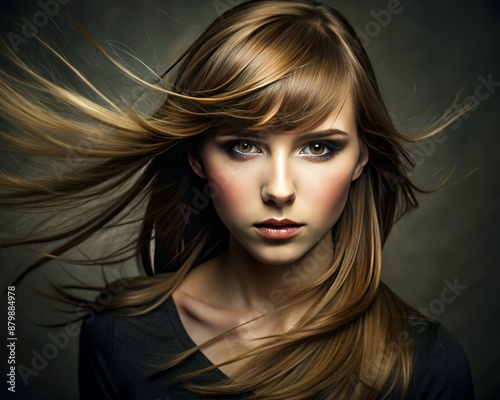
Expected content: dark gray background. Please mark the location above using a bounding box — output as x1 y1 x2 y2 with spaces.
0 0 499 399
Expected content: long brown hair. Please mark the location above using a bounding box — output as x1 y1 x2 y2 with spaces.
0 1 466 398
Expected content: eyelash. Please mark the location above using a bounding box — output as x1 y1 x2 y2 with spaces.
224 141 261 158
222 140 342 160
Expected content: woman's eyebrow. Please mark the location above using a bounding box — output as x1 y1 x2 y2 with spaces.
216 132 264 139
216 129 349 140
300 129 349 139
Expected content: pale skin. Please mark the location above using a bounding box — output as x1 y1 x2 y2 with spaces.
172 98 368 377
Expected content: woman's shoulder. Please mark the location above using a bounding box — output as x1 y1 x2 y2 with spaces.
80 296 177 346
78 296 192 398
407 317 475 399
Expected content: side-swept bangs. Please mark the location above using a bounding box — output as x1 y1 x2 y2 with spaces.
172 2 356 136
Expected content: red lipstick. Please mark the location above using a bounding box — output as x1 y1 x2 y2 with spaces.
254 219 304 240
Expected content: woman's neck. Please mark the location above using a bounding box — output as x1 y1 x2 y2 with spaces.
170 232 334 376
217 232 334 310
175 231 335 334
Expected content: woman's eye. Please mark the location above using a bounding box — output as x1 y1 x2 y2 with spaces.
301 142 334 157
232 141 260 155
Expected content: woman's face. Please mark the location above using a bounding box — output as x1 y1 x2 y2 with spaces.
189 98 368 265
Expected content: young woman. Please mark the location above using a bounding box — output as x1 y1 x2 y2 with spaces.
0 0 475 399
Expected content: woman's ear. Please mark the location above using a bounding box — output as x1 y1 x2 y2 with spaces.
352 141 369 181
188 146 207 179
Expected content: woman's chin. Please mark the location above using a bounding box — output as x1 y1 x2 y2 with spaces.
245 245 313 267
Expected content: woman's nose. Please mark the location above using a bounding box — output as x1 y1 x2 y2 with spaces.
261 155 296 207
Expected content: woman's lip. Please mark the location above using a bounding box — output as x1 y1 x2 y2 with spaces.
254 218 303 227
254 225 303 240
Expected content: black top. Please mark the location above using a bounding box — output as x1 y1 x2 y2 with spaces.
79 297 475 400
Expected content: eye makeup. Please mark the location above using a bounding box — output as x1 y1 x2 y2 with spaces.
217 137 347 161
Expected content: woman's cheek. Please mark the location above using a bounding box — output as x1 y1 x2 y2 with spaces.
307 170 353 218
207 171 249 220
